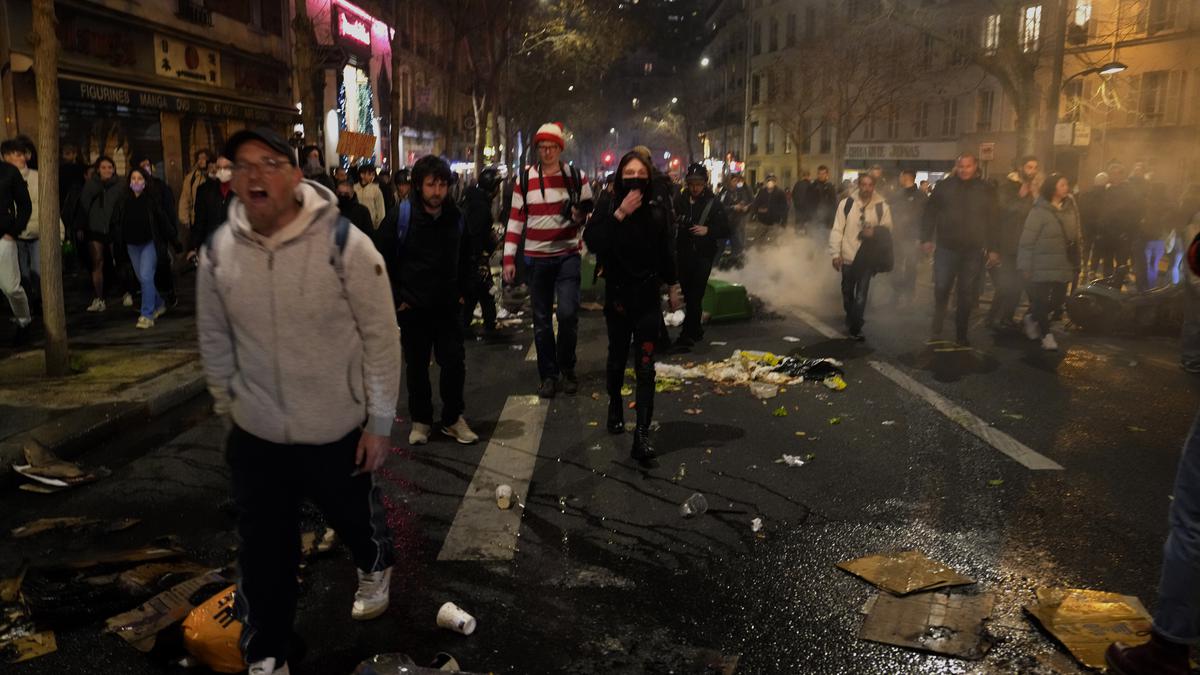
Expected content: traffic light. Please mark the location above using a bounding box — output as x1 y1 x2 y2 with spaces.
670 157 681 168
602 152 614 165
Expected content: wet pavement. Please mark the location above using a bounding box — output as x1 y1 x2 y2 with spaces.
4 249 1199 674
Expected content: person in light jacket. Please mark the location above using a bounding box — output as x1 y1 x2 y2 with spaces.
1017 173 1080 352
354 164 387 228
830 173 893 341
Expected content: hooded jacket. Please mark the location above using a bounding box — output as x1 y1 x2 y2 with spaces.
1017 197 1081 284
79 174 124 236
0 162 31 239
584 178 677 310
354 181 387 228
921 174 998 252
197 179 401 445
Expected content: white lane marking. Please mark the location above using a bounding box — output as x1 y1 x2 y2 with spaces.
869 361 1064 471
789 308 843 340
438 395 549 561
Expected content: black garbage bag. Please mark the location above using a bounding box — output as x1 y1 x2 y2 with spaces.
771 357 844 381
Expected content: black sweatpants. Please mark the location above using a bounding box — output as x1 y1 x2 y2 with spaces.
461 271 497 333
1028 281 1067 336
605 294 660 428
678 252 714 340
227 425 394 665
399 304 466 426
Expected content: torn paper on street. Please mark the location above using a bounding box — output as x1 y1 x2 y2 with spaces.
105 570 226 651
1024 587 1152 671
837 550 976 595
1 630 56 663
860 592 995 660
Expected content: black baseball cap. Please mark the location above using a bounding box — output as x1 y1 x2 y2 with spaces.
223 128 296 166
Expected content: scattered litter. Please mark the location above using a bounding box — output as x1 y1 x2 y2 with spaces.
580 301 604 311
683 408 703 415
673 464 687 482
17 484 59 494
771 356 844 381
627 401 636 410
663 309 685 327
829 417 842 425
860 592 995 660
587 421 599 427
679 493 708 519
709 341 728 346
776 455 807 468
881 420 896 426
837 550 975 595
987 479 1004 488
105 570 227 651
117 561 210 595
436 602 477 635
1001 413 1024 420
12 440 110 490
182 585 243 673
496 485 513 510
782 336 802 343
1 630 56 664
10 517 138 539
1128 426 1147 433
591 392 601 401
52 546 184 571
655 377 683 393
300 528 336 557
794 431 807 437
750 382 779 400
751 517 764 533
1024 587 1152 671
772 406 788 417
588 443 602 452
354 652 485 674
822 375 847 391
509 345 524 351
620 385 633 397
0 567 45 664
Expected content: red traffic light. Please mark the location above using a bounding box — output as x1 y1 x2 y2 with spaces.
603 152 614 165
670 157 681 167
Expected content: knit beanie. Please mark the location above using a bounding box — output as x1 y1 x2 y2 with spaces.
534 122 566 150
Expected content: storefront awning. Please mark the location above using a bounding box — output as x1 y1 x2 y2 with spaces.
59 75 298 126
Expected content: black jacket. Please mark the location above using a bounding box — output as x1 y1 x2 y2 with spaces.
339 195 376 243
673 189 731 261
1078 185 1106 242
461 185 497 263
995 176 1037 257
190 180 235 251
0 162 32 239
584 192 677 309
110 187 177 251
808 179 838 228
921 175 998 252
752 187 788 225
791 179 811 216
1099 181 1144 240
385 199 469 310
719 184 753 222
888 185 927 243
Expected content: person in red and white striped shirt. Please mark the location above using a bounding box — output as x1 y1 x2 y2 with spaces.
503 122 594 399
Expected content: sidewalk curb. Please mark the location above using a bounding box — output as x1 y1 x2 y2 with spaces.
0 359 207 484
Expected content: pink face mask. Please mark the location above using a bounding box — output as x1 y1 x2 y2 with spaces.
131 181 145 194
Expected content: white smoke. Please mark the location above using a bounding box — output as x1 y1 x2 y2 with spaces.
713 227 845 317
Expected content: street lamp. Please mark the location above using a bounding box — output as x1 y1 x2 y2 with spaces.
1062 61 1127 88
671 96 678 104
700 56 711 67
610 127 619 151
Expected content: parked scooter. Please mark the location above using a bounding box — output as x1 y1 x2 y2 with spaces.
1067 265 1185 333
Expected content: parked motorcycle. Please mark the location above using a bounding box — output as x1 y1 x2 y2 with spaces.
1066 265 1185 333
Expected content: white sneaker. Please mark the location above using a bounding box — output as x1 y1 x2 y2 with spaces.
86 298 106 313
1041 333 1059 351
152 303 167 320
441 416 479 445
122 293 134 308
248 657 289 675
351 567 392 620
409 422 431 446
1022 314 1040 340
135 316 154 330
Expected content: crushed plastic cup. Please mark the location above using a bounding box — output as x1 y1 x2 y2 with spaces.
495 485 513 510
679 492 708 518
437 602 477 635
751 517 764 532
750 382 779 400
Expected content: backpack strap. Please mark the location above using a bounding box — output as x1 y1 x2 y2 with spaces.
330 215 353 292
875 202 884 223
843 197 854 218
395 199 413 252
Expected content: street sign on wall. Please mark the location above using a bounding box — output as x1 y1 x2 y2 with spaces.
154 34 220 87
979 142 996 162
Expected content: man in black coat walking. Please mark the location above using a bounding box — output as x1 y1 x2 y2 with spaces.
673 163 730 348
461 168 501 337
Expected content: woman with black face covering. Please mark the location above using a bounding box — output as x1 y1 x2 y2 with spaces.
584 151 682 466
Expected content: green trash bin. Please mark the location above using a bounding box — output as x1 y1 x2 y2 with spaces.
702 279 751 322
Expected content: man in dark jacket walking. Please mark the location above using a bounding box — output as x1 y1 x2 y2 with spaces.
921 153 998 346
718 173 752 267
1100 163 1144 281
336 180 375 240
988 155 1039 330
888 169 926 304
809 165 838 229
384 155 479 448
461 168 501 337
752 175 789 227
673 163 730 348
0 156 32 344
791 170 812 231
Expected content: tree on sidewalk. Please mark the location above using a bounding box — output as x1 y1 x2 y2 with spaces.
293 0 327 153
30 0 68 376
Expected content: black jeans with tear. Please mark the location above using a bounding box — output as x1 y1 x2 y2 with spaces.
605 290 661 429
399 304 466 426
227 425 394 665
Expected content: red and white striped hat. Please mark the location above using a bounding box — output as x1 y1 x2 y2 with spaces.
534 122 565 150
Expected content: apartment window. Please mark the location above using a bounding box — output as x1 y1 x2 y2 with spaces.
886 108 900 139
769 17 779 51
1148 0 1180 34
942 98 959 136
1021 5 1042 53
915 102 930 138
752 74 762 105
864 115 877 141
820 123 832 153
751 121 761 154
787 13 797 47
976 90 995 131
1068 0 1092 44
950 26 969 66
753 21 762 55
767 123 776 154
1132 70 1188 126
805 8 816 40
802 117 813 153
766 69 778 103
785 131 793 154
982 14 1001 54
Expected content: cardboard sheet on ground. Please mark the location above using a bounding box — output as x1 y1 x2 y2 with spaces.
118 561 210 594
105 570 225 651
1 630 56 663
1024 587 1152 671
860 592 995 660
51 546 183 570
838 550 975 595
10 516 139 539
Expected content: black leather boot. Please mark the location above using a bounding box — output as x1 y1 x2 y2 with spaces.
607 398 624 434
630 403 656 465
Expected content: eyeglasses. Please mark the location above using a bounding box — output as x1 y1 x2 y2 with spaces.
233 157 289 176
537 145 559 152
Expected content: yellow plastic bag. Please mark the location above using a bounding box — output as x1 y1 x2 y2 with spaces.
181 584 245 673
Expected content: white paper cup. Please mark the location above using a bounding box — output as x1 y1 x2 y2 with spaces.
437 601 477 635
495 484 513 510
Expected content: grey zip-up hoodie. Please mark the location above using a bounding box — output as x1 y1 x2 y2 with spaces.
197 179 400 444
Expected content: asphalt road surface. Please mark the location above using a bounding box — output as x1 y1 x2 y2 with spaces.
5 243 1199 674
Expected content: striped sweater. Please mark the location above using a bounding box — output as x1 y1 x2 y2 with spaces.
504 165 593 265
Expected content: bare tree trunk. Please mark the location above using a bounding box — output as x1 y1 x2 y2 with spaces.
293 0 322 148
31 0 68 376
1014 95 1039 159
1040 0 1068 168
472 89 488 176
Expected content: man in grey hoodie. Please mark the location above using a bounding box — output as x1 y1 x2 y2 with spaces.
197 128 401 675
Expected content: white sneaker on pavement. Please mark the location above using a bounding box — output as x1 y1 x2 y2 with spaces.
1022 314 1040 341
442 416 479 445
86 298 106 313
122 292 134 307
351 567 392 620
135 316 154 330
248 657 289 675
1041 333 1059 351
409 422 431 446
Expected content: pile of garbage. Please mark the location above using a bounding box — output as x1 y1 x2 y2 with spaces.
655 350 846 393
